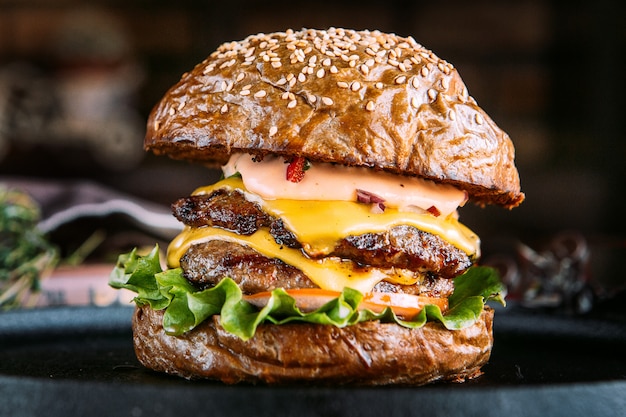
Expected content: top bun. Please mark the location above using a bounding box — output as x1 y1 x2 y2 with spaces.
145 28 524 208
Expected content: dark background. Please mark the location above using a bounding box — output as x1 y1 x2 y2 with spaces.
0 0 624 290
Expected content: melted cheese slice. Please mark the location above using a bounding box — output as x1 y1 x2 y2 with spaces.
168 227 388 293
190 177 479 257
167 177 481 293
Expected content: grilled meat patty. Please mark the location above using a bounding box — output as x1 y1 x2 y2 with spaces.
180 240 455 298
172 190 472 279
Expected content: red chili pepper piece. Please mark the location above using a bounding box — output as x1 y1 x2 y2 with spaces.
286 156 307 183
426 205 441 217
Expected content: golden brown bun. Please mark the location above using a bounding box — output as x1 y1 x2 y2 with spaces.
132 305 494 385
145 28 523 208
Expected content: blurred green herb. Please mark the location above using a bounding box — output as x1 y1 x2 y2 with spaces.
0 187 59 309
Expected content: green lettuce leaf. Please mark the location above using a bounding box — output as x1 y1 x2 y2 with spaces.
109 246 505 340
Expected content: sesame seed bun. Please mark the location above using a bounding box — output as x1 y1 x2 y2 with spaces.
145 28 523 208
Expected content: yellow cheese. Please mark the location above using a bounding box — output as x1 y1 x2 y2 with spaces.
192 177 480 257
167 177 481 293
167 227 388 293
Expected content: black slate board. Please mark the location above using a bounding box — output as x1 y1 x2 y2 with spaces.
1 305 625 417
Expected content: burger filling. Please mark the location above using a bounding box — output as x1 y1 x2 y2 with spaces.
109 153 505 340
172 190 467 297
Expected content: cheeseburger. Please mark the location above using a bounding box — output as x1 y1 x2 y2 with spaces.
110 28 524 385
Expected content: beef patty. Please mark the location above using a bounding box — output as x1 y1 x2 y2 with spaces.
172 190 472 279
180 240 455 298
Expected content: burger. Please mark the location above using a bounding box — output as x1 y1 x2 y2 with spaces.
109 28 524 385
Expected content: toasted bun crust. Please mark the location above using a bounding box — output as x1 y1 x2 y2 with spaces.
145 28 523 207
132 305 494 385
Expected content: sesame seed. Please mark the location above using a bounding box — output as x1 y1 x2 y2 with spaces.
219 59 236 69
220 103 228 113
288 99 297 108
316 68 325 78
375 82 384 89
330 65 338 74
322 58 332 66
475 113 484 125
411 97 419 108
395 75 407 84
449 111 456 121
322 96 334 105
226 81 234 92
271 61 282 68
427 89 438 101
242 84 252 91
168 107 175 116
351 81 361 91
281 92 290 100
337 81 349 89
441 77 450 90
421 66 429 77
276 78 287 86
240 89 251 96
298 73 306 82
366 100 375 111
308 94 317 103
411 77 420 89
269 126 278 136
360 64 369 75
254 90 267 98
236 73 245 82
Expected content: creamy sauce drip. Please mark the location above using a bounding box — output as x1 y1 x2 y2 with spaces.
222 153 467 218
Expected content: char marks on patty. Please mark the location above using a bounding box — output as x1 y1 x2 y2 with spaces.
172 190 471 279
180 240 455 298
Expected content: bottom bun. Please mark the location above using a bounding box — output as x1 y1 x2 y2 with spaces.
132 305 494 385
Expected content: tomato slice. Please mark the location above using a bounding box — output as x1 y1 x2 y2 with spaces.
361 291 448 319
243 288 448 320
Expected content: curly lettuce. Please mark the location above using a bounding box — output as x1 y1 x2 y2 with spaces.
109 245 505 340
